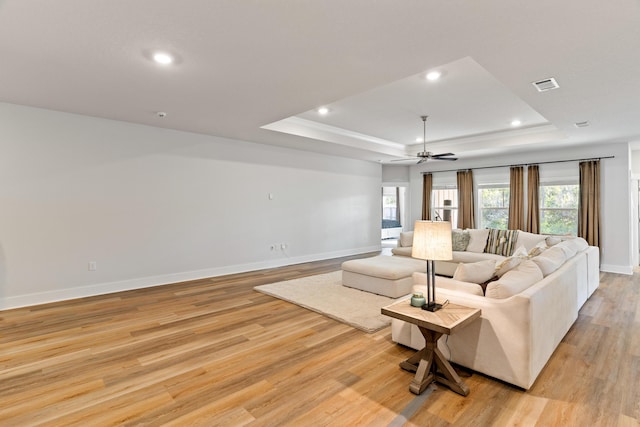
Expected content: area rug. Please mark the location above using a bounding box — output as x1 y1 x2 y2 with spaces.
254 271 402 333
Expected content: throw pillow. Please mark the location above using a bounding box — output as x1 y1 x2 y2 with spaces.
485 229 519 256
530 246 566 276
485 260 544 299
453 259 496 284
451 229 470 251
466 229 490 253
494 245 529 277
494 256 524 278
527 240 548 257
545 236 562 247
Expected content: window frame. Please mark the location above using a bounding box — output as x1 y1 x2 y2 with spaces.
477 183 510 230
538 181 579 236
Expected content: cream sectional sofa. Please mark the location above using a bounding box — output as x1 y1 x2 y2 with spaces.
389 229 600 389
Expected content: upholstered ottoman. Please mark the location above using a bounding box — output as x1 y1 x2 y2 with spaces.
341 255 425 298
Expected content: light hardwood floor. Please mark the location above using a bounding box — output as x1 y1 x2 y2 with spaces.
1 254 639 426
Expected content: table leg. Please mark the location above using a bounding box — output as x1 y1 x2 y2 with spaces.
399 327 470 396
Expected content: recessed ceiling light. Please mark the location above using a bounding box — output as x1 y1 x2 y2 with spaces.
317 107 330 115
511 119 522 127
426 71 442 81
153 52 174 65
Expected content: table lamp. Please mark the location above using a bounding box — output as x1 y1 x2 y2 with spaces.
411 220 453 311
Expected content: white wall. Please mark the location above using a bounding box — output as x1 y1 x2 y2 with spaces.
382 165 411 231
0 103 382 309
406 143 632 274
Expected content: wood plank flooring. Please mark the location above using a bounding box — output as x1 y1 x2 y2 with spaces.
1 253 639 426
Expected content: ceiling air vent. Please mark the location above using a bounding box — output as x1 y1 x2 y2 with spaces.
532 77 559 92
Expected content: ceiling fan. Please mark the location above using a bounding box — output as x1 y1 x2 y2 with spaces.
392 115 457 164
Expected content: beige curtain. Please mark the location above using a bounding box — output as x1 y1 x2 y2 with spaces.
421 173 433 220
526 165 540 233
578 160 601 247
457 170 475 229
508 166 525 230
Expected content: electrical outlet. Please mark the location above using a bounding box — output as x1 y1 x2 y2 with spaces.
88 261 97 271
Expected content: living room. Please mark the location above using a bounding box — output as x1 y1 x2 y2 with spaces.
2 1 640 425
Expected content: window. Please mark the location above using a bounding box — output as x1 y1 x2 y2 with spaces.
478 186 509 229
382 187 399 221
539 183 578 235
432 188 458 226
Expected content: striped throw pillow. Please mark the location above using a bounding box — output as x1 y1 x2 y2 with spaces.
485 229 519 256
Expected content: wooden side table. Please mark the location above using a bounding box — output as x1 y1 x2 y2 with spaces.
382 300 481 395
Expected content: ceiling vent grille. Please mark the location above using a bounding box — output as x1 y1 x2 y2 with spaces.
532 77 559 92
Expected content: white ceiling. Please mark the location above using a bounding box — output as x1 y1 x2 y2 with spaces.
1 1 640 163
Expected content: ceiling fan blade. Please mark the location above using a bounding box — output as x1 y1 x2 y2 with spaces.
416 158 428 164
389 158 417 162
434 156 458 161
431 153 455 158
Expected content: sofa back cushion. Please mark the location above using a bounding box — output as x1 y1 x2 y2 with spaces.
485 229 519 256
451 229 470 251
516 230 547 252
399 231 414 247
413 272 484 297
530 246 567 276
485 260 544 299
466 228 490 253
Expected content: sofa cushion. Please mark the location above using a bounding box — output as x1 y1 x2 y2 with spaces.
451 251 505 264
399 231 414 248
530 246 567 276
453 259 496 284
485 229 519 256
451 229 470 251
485 260 544 299
413 272 484 297
391 246 413 257
555 239 577 259
466 228 490 253
341 255 424 279
516 230 547 252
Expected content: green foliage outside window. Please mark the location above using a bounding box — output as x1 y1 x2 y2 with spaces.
540 185 578 235
479 187 509 229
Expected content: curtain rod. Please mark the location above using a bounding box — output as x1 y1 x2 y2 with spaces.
421 155 615 174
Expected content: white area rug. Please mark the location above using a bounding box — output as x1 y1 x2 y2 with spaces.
254 270 403 333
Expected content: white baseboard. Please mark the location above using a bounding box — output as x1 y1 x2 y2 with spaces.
600 263 634 275
0 246 380 310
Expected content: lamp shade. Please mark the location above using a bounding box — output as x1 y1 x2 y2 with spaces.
411 220 453 261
